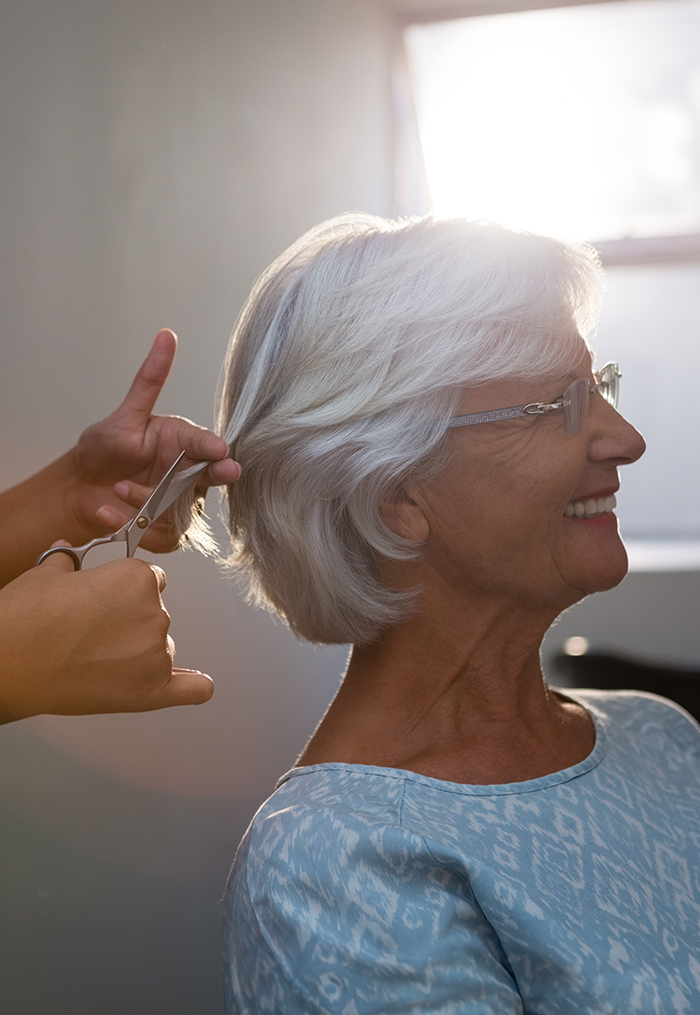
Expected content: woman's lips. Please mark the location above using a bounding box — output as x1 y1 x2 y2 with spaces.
567 511 618 529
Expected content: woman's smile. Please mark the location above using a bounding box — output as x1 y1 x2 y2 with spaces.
564 490 617 519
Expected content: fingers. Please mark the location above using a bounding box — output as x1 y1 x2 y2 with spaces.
177 422 229 464
94 503 131 530
158 417 230 467
117 329 178 424
110 458 240 513
36 540 79 573
198 457 241 489
113 478 152 509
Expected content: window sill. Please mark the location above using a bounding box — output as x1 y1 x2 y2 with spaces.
625 540 700 572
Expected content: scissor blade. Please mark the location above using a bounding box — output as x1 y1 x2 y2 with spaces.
152 458 209 518
125 450 188 556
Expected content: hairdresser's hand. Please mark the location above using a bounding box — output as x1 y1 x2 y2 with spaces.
72 329 240 552
0 544 213 724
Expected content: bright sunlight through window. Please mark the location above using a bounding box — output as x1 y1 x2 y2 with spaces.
404 0 700 241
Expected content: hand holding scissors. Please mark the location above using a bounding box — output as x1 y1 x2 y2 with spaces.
35 451 205 571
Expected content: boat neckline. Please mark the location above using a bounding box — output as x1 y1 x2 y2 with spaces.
276 689 608 798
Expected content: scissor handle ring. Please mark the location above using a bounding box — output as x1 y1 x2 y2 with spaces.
34 545 83 570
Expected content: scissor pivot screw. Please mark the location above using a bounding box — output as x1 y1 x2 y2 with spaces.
136 516 149 529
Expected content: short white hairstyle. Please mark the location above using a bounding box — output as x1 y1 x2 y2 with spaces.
216 214 604 645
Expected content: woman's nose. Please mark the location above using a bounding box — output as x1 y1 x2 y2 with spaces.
589 399 646 465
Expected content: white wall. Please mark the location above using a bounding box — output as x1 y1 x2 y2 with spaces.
0 1 392 1010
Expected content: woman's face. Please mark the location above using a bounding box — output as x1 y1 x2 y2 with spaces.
406 344 646 613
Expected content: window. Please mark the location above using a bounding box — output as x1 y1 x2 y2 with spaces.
400 0 700 248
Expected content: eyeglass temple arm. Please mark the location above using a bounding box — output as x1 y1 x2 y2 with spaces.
446 399 564 429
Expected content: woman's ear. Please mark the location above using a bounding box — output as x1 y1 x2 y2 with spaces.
379 487 430 542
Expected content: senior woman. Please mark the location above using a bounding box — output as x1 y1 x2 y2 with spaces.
216 215 699 1013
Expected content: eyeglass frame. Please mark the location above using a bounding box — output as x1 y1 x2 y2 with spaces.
446 363 621 437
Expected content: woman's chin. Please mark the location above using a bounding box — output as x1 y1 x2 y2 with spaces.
562 515 629 594
588 553 629 593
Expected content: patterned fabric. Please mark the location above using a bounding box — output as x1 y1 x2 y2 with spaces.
223 690 700 1014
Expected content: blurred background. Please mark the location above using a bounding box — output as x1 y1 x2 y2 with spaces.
1 0 699 1011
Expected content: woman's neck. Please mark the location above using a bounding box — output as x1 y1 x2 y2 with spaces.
297 594 595 785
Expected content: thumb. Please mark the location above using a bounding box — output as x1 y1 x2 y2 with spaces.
36 540 79 573
161 669 214 707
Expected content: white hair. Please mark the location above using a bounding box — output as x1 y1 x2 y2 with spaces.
214 213 604 645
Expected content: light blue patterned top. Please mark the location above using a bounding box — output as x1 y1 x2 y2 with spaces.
224 690 700 1014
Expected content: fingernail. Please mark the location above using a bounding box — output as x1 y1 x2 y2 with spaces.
114 481 129 499
96 505 120 526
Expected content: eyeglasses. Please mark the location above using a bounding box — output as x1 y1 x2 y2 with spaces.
447 363 621 437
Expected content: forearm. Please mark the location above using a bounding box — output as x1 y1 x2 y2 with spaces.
0 449 92 587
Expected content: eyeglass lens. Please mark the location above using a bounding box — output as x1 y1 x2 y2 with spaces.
563 364 619 435
596 363 620 409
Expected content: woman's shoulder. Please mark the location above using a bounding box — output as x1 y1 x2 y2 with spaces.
226 763 468 945
249 762 410 835
568 686 700 729
224 766 519 1015
566 687 700 763
239 763 419 872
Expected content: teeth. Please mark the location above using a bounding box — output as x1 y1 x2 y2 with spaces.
565 493 616 519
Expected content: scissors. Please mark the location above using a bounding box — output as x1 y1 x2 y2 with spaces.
35 450 197 571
